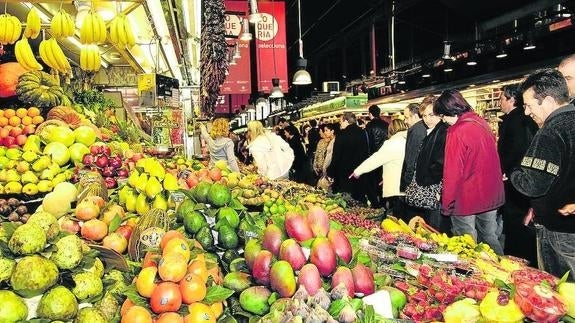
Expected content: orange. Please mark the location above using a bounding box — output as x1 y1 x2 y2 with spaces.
0 128 9 138
0 110 3 117
186 259 208 283
135 266 158 298
21 116 32 126
158 253 188 282
179 273 207 304
163 238 191 262
3 109 15 118
121 306 153 323
209 302 224 319
157 312 184 323
27 107 40 117
32 115 44 124
0 117 7 127
16 108 27 118
120 298 135 316
8 116 20 127
185 303 216 323
160 230 185 250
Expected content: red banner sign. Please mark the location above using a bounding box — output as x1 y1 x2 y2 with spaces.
255 1 288 93
221 1 251 94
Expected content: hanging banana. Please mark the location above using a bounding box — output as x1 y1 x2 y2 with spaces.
15 37 43 71
50 10 75 39
109 14 137 48
80 44 101 72
39 38 71 74
79 10 106 44
23 7 42 39
0 13 22 45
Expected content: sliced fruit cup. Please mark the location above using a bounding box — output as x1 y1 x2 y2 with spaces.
511 268 558 288
463 278 491 301
514 281 567 323
396 243 420 260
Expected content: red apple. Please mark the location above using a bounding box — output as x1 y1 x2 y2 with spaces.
95 155 109 168
3 136 16 147
9 127 22 137
83 154 95 166
116 225 134 241
15 134 27 146
90 144 104 155
59 217 81 234
22 124 36 135
186 176 199 188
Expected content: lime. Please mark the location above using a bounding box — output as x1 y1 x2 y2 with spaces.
218 207 240 229
183 211 208 235
270 204 278 214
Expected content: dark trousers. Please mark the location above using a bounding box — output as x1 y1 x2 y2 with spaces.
365 168 383 208
502 182 537 266
385 196 407 221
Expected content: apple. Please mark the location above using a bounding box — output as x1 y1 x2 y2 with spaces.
9 127 22 137
82 154 94 166
104 176 117 188
69 143 90 165
3 136 16 147
102 166 115 177
109 156 122 169
186 176 199 188
95 155 109 168
43 142 71 166
117 168 129 178
22 124 35 135
102 145 111 156
90 144 103 155
0 128 9 138
59 217 81 234
102 233 128 254
116 225 134 241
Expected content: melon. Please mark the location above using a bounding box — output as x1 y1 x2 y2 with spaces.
0 63 27 98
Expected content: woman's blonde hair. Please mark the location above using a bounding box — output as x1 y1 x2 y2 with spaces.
210 118 230 138
388 118 408 137
247 120 265 141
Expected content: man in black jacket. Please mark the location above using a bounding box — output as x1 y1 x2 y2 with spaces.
498 84 539 265
364 105 389 208
284 125 307 183
511 69 575 280
327 112 369 203
400 102 427 191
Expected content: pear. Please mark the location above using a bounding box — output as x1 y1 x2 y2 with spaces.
40 168 56 180
135 158 149 170
127 169 140 188
21 171 39 184
163 173 179 191
145 176 162 199
5 148 22 160
4 181 22 194
22 135 42 153
15 161 30 173
32 156 52 172
125 190 137 212
147 160 165 180
136 193 149 216
118 186 133 205
0 156 9 169
22 183 39 195
37 180 54 193
5 169 20 182
21 151 38 163
52 173 68 185
135 173 148 192
0 169 6 181
152 194 168 210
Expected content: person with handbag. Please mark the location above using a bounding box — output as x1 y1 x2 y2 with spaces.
404 95 449 232
434 90 505 255
351 119 408 219
246 120 294 180
315 123 338 191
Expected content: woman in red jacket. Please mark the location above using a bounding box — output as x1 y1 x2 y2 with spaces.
434 90 505 255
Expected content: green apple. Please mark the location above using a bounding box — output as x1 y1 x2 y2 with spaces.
69 143 90 165
4 181 22 194
73 126 97 146
22 183 39 195
43 142 71 166
47 126 75 147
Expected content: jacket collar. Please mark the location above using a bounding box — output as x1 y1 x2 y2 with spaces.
547 103 575 121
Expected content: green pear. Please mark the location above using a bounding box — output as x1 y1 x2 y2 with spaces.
32 156 52 172
40 168 56 180
118 185 132 205
136 193 150 216
145 176 162 199
21 151 38 163
0 169 6 182
22 183 39 195
127 169 140 188
0 146 5 157
125 190 137 212
21 171 39 184
152 194 168 210
5 148 22 161
52 173 67 185
5 169 20 182
37 180 54 193
146 160 165 180
22 134 42 153
135 173 148 192
163 173 179 191
0 156 9 170
4 181 22 194
15 161 30 173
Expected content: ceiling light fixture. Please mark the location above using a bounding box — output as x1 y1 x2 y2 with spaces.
292 0 312 85
270 78 284 98
442 41 452 60
496 46 508 58
248 0 262 23
269 0 284 98
239 18 252 41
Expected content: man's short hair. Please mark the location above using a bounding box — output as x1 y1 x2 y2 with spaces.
406 103 421 117
501 84 523 108
521 69 570 105
368 105 381 118
342 112 357 124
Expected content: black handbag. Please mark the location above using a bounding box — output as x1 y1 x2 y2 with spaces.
405 171 442 210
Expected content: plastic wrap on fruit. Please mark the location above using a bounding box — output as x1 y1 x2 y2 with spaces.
443 298 482 323
479 290 524 323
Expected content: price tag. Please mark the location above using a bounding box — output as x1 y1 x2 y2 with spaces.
171 192 186 203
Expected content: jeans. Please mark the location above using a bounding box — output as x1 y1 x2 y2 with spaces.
451 210 504 255
535 224 575 281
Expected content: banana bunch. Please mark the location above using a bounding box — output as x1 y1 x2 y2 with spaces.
80 10 107 44
39 38 72 74
109 14 137 47
15 37 43 71
23 7 42 39
80 44 101 72
0 13 22 45
50 9 75 38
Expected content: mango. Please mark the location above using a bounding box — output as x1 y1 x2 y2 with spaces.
285 212 314 242
223 272 252 293
262 224 284 256
244 239 261 269
352 263 375 296
306 206 330 237
327 229 353 264
310 237 337 277
252 250 273 285
298 264 323 296
331 267 355 298
270 260 296 298
239 286 272 315
279 239 306 270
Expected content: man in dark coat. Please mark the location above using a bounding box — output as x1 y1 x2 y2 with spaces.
284 125 306 183
304 119 321 185
327 112 369 203
400 103 427 192
364 105 389 208
498 85 539 265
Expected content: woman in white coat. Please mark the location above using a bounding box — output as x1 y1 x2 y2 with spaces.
352 119 408 217
246 121 294 180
